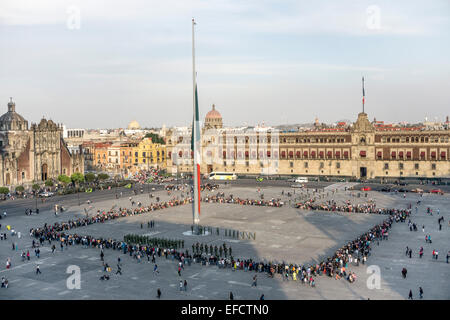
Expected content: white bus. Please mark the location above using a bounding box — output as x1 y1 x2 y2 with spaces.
208 172 237 181
295 177 308 183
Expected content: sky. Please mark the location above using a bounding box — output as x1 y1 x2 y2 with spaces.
0 0 449 129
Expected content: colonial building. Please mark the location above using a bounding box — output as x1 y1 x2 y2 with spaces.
0 99 84 187
165 106 450 179
132 137 166 171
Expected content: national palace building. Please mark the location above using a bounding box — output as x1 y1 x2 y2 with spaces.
165 104 450 179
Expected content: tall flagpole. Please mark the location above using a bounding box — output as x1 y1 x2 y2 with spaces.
192 18 201 230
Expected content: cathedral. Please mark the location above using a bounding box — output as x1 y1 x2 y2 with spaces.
0 99 84 188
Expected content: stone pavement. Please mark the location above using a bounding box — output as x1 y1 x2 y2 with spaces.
0 184 448 300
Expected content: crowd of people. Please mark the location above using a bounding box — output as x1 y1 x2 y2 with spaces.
295 198 412 217
202 193 283 207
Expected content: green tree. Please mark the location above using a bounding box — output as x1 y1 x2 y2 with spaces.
32 184 40 192
98 173 109 180
71 172 85 185
144 133 165 144
15 185 25 193
58 174 71 186
45 179 54 187
85 172 96 183
0 187 10 194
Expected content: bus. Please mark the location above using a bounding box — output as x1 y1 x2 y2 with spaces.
295 177 308 183
208 172 237 181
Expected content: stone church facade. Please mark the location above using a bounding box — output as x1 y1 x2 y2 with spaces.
0 99 84 187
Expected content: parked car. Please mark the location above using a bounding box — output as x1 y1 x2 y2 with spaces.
39 191 54 198
291 184 304 188
430 189 444 195
411 188 424 193
361 186 371 191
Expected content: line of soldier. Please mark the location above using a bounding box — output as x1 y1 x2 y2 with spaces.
191 242 232 258
124 234 184 250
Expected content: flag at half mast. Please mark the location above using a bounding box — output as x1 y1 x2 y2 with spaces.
191 18 201 226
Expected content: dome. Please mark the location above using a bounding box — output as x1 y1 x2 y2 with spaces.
205 104 222 119
127 120 141 130
0 98 28 131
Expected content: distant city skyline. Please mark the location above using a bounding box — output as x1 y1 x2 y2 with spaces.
1 0 449 129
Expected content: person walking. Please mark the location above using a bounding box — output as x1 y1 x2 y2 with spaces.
116 264 122 275
402 268 407 279
36 265 41 274
229 292 234 300
153 264 159 275
260 294 265 300
419 287 423 299
252 275 257 287
179 280 183 292
408 289 413 300
157 288 161 299
184 280 187 291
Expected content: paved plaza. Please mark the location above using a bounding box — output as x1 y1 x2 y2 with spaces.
0 183 449 300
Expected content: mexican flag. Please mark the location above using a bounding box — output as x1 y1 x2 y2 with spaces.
191 84 201 223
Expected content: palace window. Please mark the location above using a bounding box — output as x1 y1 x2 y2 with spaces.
319 162 324 169
431 163 436 170
415 163 419 170
399 163 404 170
290 162 294 168
336 162 341 169
384 163 389 170
304 162 308 169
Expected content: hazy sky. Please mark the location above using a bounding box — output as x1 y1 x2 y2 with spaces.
1 0 449 129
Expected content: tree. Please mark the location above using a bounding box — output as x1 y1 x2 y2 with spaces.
45 179 54 187
144 133 165 144
71 172 85 185
85 172 96 183
15 185 25 193
98 173 109 181
32 184 40 191
58 174 71 186
0 187 10 194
